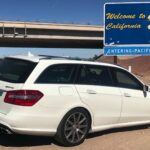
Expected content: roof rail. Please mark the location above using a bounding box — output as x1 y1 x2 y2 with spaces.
39 55 68 59
38 55 121 67
38 55 89 61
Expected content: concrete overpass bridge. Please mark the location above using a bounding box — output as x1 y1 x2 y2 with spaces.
0 21 103 48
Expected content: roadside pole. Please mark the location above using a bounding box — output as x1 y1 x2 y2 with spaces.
114 56 117 64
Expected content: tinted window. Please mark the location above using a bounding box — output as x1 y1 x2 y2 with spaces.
76 65 113 86
0 58 37 83
111 68 143 90
36 64 77 84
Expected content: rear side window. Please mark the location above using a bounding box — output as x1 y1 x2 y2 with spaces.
36 64 77 84
76 65 113 86
0 58 37 83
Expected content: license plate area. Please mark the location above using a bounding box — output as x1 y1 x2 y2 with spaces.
0 91 3 96
0 89 5 96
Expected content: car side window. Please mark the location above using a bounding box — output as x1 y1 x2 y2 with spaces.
76 65 113 86
36 64 77 84
111 68 143 90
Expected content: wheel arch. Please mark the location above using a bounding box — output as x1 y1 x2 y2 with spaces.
57 106 93 131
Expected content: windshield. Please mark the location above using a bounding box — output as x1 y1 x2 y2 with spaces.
0 58 37 83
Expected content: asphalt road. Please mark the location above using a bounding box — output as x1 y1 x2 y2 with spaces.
0 125 150 150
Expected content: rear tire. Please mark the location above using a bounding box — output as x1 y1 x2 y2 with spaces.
55 108 91 146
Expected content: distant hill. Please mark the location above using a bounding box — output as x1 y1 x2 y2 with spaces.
99 56 150 84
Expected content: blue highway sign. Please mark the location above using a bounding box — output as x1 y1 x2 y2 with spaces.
104 46 150 56
105 3 150 46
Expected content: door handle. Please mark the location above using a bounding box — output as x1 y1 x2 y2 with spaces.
124 93 131 97
87 89 97 94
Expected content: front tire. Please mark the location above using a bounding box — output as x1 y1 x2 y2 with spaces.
55 108 91 146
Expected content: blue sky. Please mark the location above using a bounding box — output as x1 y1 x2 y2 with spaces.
0 0 149 58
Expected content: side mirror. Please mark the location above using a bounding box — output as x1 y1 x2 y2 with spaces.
144 85 149 92
143 85 149 97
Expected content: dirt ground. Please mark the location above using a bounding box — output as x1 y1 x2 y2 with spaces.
1 126 150 150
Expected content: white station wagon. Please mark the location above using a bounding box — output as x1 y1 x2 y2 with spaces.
0 54 149 146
